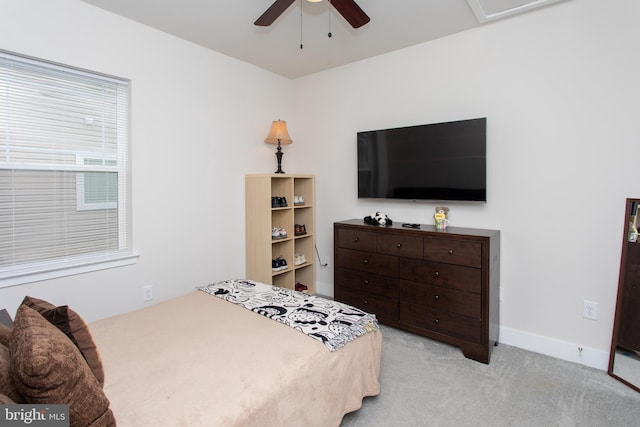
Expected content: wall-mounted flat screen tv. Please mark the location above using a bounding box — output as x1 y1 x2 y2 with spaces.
357 118 487 202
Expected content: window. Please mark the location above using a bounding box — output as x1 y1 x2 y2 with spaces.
76 153 118 211
0 51 135 286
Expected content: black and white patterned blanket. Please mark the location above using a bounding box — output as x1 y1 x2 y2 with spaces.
198 279 379 352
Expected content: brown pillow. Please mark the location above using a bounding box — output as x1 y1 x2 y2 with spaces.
21 295 56 310
0 342 22 403
0 323 11 347
0 308 12 328
0 392 15 404
9 304 115 426
21 296 104 387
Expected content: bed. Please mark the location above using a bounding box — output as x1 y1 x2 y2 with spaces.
1 279 382 426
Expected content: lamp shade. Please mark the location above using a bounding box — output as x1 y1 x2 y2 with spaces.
264 120 293 145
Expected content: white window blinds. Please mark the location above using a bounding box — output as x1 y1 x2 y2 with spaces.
0 51 132 284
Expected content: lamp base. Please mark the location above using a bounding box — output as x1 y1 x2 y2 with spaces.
274 142 285 174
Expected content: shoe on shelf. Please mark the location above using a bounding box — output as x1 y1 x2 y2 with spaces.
295 282 308 293
294 224 307 236
271 227 288 240
294 195 305 205
272 196 288 208
271 256 288 271
294 253 307 266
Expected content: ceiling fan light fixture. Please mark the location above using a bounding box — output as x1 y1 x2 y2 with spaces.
255 0 369 28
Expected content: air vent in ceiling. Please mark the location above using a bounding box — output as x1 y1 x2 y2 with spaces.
466 0 568 23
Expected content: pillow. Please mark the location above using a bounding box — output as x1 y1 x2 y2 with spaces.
21 296 104 386
9 305 115 426
0 323 11 347
0 308 12 327
0 392 15 404
0 342 22 403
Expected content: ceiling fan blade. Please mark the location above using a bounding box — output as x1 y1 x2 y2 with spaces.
254 0 296 26
330 0 370 28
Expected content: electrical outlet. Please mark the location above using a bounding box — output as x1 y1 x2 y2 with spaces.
143 285 153 302
583 300 598 320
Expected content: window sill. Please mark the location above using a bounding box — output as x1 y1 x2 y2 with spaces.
0 252 140 289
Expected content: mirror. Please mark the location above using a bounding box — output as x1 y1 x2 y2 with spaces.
608 198 640 392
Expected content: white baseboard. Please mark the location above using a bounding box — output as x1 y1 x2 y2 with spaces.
318 281 610 371
498 326 610 370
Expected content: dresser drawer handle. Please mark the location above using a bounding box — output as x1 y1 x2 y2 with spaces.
396 243 402 248
364 280 369 285
363 300 368 305
363 259 369 265
448 249 454 255
354 237 360 243
434 319 440 325
433 271 440 278
434 295 439 301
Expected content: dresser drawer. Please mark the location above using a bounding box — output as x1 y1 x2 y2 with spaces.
336 248 398 276
424 237 482 268
399 258 481 293
335 267 399 299
399 302 481 344
337 228 376 251
335 287 398 323
399 279 481 318
376 233 423 259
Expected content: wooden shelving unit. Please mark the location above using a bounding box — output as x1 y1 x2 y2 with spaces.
245 174 315 293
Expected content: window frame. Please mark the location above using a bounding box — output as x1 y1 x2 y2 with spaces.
0 50 137 288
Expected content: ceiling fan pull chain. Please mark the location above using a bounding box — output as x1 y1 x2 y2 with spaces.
300 0 304 49
328 2 332 38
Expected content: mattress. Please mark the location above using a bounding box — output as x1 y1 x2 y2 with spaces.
89 290 382 426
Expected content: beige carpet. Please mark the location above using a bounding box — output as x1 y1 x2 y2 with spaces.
341 325 640 427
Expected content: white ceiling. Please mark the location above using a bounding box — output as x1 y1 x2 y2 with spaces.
80 0 568 79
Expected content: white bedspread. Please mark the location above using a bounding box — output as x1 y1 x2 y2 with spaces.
89 289 382 427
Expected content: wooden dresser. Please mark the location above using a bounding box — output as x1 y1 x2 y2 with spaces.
334 219 500 363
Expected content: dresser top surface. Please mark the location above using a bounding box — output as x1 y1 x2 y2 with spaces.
335 219 500 238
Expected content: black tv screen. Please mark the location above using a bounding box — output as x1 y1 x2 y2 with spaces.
357 118 486 202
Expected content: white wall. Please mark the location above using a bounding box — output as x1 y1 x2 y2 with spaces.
0 0 293 320
293 0 640 368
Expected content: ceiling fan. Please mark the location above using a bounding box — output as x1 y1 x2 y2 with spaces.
254 0 370 29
